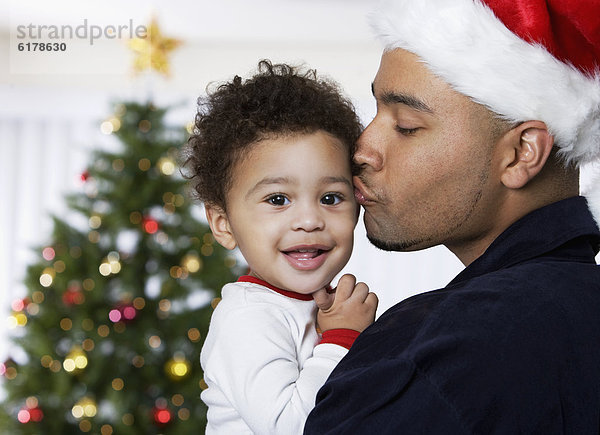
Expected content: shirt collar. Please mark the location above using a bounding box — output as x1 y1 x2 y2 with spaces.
448 196 600 286
237 275 314 301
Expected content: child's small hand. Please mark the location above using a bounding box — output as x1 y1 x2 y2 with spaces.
313 274 378 333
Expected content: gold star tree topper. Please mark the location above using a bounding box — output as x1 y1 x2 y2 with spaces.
128 17 182 77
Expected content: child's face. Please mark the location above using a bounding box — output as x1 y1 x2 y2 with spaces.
207 130 357 294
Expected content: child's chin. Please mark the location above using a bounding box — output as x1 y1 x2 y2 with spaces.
286 286 314 295
291 282 329 295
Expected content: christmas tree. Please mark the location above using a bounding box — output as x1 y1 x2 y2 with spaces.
0 101 241 434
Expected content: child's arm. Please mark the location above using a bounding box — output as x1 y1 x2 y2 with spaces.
201 295 352 434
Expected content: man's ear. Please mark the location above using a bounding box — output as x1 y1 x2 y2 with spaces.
499 121 554 189
205 206 237 250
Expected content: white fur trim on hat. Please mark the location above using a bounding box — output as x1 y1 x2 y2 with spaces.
369 0 600 166
583 173 600 230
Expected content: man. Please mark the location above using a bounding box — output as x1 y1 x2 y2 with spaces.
305 0 600 433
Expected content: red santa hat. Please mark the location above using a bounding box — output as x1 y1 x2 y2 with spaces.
369 0 600 167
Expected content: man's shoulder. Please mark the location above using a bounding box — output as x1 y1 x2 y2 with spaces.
351 256 600 368
319 260 600 433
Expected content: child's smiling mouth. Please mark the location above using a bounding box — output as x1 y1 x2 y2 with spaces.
281 245 332 270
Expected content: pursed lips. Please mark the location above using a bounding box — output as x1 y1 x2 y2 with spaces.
353 176 376 206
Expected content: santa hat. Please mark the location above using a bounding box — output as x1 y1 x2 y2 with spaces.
585 174 600 230
369 0 600 167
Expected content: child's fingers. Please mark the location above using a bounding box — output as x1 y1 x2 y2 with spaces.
312 287 335 311
334 274 357 301
364 292 379 310
348 282 370 302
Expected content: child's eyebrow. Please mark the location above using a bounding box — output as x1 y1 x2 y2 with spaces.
245 176 291 199
320 176 352 187
245 175 351 199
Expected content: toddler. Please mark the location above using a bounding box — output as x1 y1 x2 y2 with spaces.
184 60 378 434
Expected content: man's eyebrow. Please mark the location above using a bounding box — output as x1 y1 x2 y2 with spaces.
371 81 433 114
245 176 290 199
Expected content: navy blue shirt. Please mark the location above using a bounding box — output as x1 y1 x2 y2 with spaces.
305 197 600 434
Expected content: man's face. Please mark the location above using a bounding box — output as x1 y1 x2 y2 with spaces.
353 48 505 263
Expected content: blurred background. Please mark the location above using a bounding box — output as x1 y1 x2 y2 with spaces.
0 0 597 432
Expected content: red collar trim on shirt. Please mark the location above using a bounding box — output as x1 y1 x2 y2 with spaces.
237 275 313 301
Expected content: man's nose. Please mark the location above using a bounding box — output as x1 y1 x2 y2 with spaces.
354 120 384 172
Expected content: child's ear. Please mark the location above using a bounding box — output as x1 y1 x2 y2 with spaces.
205 206 237 250
498 121 554 189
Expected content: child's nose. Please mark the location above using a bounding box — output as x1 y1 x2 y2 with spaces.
292 204 325 232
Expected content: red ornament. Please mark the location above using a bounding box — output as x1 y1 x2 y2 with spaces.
109 303 137 323
11 298 30 312
142 217 159 234
62 285 85 306
80 171 90 182
122 304 137 321
17 405 43 423
42 247 56 261
29 406 44 422
152 406 172 426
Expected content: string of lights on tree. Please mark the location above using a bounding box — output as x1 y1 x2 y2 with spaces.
1 97 239 433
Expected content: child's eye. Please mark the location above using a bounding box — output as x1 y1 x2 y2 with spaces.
267 194 290 206
321 193 342 205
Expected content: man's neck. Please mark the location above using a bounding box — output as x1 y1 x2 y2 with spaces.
449 190 579 266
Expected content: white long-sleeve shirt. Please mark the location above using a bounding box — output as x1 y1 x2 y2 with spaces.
200 275 356 434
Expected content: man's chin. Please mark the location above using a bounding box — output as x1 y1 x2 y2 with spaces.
366 234 423 252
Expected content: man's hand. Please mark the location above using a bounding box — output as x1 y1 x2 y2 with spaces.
313 274 378 333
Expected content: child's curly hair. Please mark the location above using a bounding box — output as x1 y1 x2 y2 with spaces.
183 59 363 211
